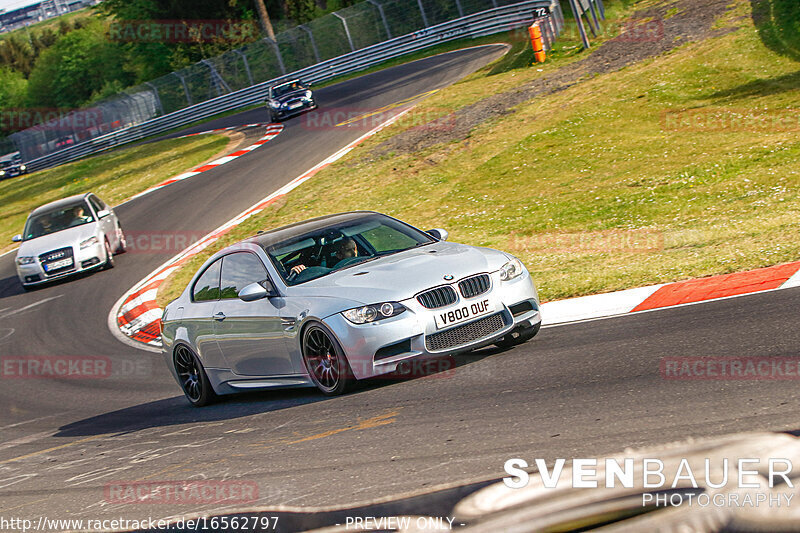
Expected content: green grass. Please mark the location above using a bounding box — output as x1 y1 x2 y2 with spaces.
158 0 800 305
0 133 230 255
751 0 800 61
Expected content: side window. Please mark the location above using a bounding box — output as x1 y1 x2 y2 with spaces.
220 252 269 300
192 260 222 302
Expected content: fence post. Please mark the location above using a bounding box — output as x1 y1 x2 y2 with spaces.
202 59 232 96
367 0 392 39
417 0 430 27
172 72 193 106
587 0 601 34
553 0 565 31
595 0 605 20
144 82 165 116
454 0 464 19
234 49 255 86
299 24 322 62
567 0 590 48
332 12 356 51
264 37 286 74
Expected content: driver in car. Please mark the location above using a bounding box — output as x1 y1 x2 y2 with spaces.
70 205 92 226
290 237 358 276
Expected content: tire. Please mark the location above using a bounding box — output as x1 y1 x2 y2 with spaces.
115 225 127 254
103 239 114 269
270 110 280 123
495 321 541 349
174 345 217 407
302 322 354 396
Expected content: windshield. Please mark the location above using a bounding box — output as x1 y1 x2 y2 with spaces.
264 214 434 285
23 201 95 240
270 81 304 98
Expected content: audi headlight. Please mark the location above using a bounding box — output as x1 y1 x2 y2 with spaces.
269 100 280 108
19 165 26 171
499 257 525 281
0 170 5 176
17 256 35 265
304 90 313 99
80 236 99 249
342 302 406 324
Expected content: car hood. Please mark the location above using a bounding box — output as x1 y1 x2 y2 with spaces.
287 242 511 304
273 89 308 103
16 224 98 257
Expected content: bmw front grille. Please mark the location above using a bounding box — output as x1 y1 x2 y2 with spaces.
458 273 491 299
416 286 458 309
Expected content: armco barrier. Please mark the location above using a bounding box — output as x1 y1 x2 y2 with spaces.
22 0 561 172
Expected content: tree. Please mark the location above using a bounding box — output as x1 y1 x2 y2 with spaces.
26 21 132 109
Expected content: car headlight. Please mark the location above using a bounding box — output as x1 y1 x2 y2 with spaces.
17 256 35 265
0 170 5 176
80 236 99 249
304 90 313 99
19 165 26 171
342 302 406 324
499 257 525 281
269 100 280 108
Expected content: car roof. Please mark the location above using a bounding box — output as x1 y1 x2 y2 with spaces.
246 211 382 249
30 193 92 216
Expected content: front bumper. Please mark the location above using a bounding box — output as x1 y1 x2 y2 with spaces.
324 271 540 380
270 99 316 119
16 242 106 286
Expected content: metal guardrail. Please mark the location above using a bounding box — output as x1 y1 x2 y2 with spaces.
24 0 562 173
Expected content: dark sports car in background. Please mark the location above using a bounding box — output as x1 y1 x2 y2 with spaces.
161 212 541 406
0 154 27 179
265 79 317 122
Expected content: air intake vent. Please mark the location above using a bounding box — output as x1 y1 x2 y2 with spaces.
416 286 458 309
426 313 507 351
458 274 491 299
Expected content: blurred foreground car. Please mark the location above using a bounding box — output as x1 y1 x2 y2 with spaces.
13 193 126 289
162 212 541 406
265 79 316 122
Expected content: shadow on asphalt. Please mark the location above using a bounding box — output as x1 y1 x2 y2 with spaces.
53 388 327 438
54 345 511 438
0 268 108 301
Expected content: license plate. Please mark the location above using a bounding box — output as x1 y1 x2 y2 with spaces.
435 298 493 329
288 102 302 110
44 258 72 271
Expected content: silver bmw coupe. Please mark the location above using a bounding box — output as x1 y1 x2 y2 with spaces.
161 212 541 405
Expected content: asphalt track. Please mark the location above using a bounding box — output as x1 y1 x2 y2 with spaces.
0 44 799 528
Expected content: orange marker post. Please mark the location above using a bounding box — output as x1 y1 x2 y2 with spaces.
528 23 546 63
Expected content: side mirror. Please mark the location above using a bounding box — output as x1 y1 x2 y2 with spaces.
97 209 110 219
426 228 449 241
12 234 22 243
238 280 276 302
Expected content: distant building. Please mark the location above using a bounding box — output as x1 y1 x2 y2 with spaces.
0 0 100 34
